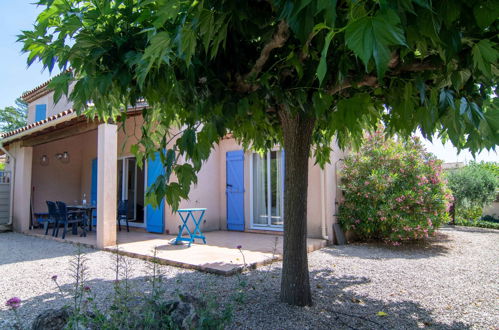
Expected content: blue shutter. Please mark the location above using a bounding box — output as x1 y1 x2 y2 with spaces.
35 104 47 122
146 152 165 233
91 158 98 226
226 150 245 231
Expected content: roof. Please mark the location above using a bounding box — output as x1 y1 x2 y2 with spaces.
0 109 76 140
0 103 148 145
21 70 71 103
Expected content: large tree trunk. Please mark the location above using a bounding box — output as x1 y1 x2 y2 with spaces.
279 108 315 307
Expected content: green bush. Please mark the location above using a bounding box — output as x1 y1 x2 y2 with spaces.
446 162 499 220
338 131 452 244
455 218 499 230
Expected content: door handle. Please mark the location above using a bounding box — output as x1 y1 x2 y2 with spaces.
226 184 233 188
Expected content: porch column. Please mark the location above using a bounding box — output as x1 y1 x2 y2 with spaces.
96 123 117 248
12 143 32 232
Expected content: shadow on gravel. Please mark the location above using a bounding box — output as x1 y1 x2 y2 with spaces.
307 271 470 330
320 235 451 260
443 225 499 234
2 260 470 330
0 232 96 266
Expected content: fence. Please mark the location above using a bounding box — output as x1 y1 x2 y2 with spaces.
0 171 11 225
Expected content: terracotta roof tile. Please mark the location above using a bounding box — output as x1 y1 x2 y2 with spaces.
0 109 76 139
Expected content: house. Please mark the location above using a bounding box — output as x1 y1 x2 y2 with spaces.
0 77 344 249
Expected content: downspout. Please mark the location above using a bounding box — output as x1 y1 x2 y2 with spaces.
320 168 328 240
0 143 15 227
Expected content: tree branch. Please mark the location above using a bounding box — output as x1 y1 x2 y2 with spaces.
235 21 290 93
328 58 439 95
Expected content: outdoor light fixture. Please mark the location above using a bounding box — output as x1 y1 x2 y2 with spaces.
55 151 70 164
40 154 49 166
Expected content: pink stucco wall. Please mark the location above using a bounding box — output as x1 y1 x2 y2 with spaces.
22 109 344 240
216 138 344 240
31 129 96 212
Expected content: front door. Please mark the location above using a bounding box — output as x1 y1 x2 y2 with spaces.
226 150 245 231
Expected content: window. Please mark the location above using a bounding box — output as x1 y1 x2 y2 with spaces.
252 150 284 229
35 104 47 122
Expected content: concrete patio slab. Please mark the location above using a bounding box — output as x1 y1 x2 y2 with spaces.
25 229 326 275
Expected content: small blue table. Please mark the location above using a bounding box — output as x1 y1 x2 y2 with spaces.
175 208 207 247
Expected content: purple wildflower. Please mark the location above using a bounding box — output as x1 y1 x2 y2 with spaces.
236 245 242 249
6 297 21 309
51 275 58 281
83 286 91 292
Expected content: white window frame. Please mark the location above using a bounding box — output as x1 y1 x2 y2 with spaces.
249 150 284 231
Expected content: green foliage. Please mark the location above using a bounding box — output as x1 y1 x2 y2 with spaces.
455 218 499 230
474 161 499 178
338 131 452 243
18 0 498 211
456 205 483 222
0 98 28 132
57 247 232 329
446 163 499 210
0 162 4 171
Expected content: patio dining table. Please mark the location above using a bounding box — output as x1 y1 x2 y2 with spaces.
67 205 96 232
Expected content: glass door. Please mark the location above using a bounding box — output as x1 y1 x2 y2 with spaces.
252 150 284 229
117 157 145 227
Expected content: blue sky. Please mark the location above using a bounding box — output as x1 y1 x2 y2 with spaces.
0 1 496 162
0 1 60 109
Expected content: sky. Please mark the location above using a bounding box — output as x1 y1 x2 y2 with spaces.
0 1 496 163
0 0 60 109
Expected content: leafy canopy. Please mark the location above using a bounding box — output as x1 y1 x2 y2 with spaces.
19 0 499 209
0 98 28 133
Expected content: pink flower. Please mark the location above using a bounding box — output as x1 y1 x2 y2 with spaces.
364 181 370 186
355 219 361 224
6 297 21 309
392 242 401 246
83 286 91 292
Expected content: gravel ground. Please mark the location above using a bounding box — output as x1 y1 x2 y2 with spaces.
0 226 498 329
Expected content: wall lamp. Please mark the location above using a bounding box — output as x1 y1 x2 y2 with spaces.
55 151 70 164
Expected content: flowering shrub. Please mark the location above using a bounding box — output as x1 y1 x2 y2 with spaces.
338 132 451 243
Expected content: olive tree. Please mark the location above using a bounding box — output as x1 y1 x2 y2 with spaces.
20 0 498 306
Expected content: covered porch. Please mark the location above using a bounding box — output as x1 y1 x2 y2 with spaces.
25 228 326 275
8 112 150 248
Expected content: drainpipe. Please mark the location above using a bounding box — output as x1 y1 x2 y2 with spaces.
0 143 15 228
320 168 328 240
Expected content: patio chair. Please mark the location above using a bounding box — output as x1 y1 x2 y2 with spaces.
117 200 129 232
39 201 58 236
55 201 87 239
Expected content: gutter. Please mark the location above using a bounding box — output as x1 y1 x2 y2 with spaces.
0 143 15 229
